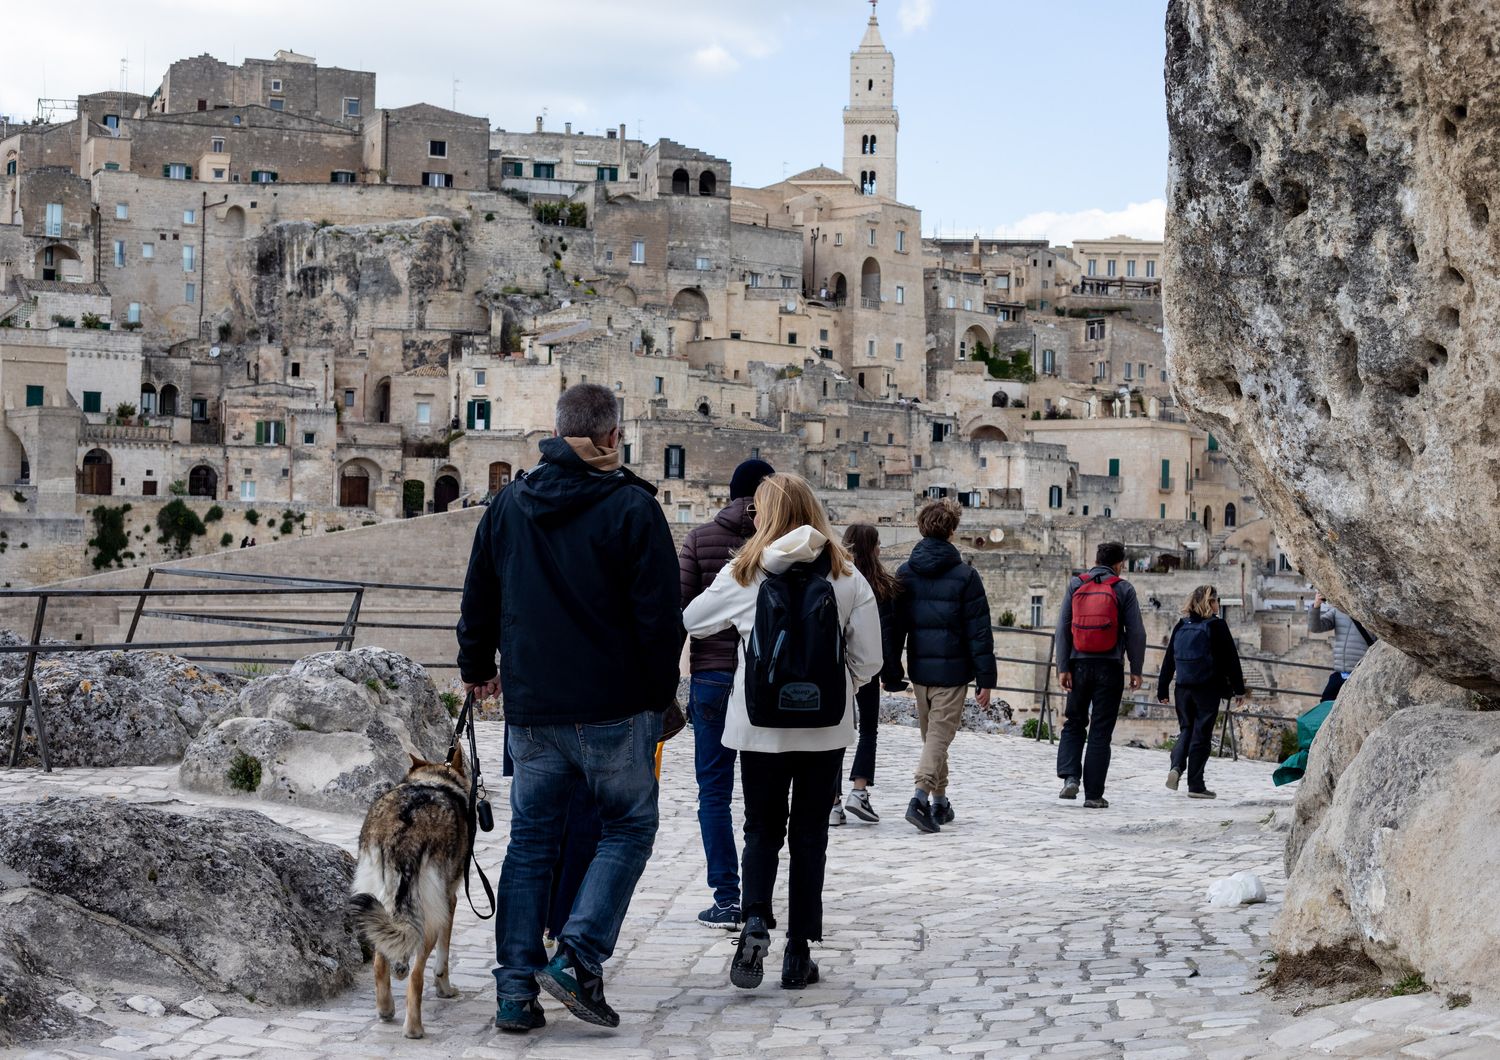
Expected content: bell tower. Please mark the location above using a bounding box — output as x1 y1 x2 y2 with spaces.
842 0 898 199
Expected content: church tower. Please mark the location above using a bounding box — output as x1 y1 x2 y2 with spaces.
842 1 898 199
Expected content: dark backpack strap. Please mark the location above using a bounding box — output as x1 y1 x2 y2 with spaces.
1351 617 1376 647
450 692 496 920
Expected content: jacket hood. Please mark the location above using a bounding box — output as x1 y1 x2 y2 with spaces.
511 436 652 525
908 536 962 576
762 525 827 574
714 496 756 538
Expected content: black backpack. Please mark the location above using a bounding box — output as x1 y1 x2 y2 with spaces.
744 549 847 728
1173 616 1215 686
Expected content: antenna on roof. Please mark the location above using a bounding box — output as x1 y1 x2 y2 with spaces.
120 56 129 92
452 77 460 111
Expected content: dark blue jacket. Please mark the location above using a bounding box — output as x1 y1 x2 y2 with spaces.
456 437 684 726
890 537 998 689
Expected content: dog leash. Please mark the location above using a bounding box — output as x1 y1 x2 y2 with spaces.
448 691 496 920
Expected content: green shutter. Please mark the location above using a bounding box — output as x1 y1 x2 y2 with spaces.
1208 433 1219 452
185 165 193 180
1107 458 1119 478
255 421 265 445
466 401 475 430
1161 458 1171 489
25 385 43 407
1160 503 1166 519
83 391 101 413
162 164 171 178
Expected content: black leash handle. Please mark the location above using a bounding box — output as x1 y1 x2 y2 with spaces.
451 691 496 920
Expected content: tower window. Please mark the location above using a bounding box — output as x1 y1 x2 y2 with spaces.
867 78 873 91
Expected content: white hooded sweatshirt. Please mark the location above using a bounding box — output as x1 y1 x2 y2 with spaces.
682 525 882 754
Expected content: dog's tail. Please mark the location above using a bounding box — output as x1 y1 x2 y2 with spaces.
349 892 421 979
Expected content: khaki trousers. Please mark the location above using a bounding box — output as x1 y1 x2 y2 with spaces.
913 683 967 795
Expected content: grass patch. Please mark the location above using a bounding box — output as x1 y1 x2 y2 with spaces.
227 751 263 792
1390 972 1428 997
439 691 462 718
1021 718 1052 740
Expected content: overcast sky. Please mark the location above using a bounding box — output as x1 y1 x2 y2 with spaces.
1 0 1168 246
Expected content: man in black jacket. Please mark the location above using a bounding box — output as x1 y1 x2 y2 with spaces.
458 383 683 1034
1053 541 1147 809
890 499 997 834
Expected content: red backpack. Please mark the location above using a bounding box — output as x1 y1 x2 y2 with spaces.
1071 573 1121 653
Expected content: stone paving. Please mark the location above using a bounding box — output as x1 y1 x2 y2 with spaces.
4 722 1498 1059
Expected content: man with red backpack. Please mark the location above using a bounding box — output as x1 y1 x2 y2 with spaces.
1052 541 1146 808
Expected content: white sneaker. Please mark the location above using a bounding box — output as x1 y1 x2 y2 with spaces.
829 804 846 826
844 789 880 823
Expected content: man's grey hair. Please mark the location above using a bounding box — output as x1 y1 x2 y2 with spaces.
555 383 620 442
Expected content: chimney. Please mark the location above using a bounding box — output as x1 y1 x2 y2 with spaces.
618 123 626 141
564 122 571 135
535 115 543 132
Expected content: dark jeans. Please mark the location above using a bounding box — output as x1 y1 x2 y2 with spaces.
1320 671 1347 702
1057 659 1125 800
689 671 740 906
1170 684 1221 793
740 748 842 941
848 678 880 785
546 785 601 940
493 712 661 1001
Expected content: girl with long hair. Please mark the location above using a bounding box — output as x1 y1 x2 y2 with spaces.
1156 584 1247 799
831 523 905 825
683 473 882 992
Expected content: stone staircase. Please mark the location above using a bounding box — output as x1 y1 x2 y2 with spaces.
0 298 34 328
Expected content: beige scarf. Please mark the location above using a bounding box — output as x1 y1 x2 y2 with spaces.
564 436 621 472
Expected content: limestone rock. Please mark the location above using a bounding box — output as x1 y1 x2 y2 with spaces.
179 995 219 1019
180 647 451 813
0 795 358 1047
1163 0 1500 693
0 647 243 768
1275 704 1500 992
125 994 165 1017
1286 642 1473 872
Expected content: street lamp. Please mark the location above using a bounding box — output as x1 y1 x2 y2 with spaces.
808 227 820 299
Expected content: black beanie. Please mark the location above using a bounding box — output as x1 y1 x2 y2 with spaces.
730 459 775 500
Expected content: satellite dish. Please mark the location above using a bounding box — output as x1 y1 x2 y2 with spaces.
988 527 1005 543
785 299 796 312
209 346 220 358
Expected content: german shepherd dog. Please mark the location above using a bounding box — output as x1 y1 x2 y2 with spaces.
350 747 469 1039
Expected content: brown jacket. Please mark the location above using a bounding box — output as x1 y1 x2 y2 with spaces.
678 497 755 674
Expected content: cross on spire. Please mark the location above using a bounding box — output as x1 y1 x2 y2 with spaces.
869 0 878 17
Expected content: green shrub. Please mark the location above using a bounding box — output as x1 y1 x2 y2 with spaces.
245 509 260 525
484 212 495 222
997 610 1016 627
220 532 234 548
156 499 207 555
168 480 187 496
80 312 106 330
116 402 137 420
12 491 25 504
87 504 133 569
1391 972 1429 997
1278 726 1300 761
204 505 223 523
439 691 462 718
227 751 263 792
1021 718 1053 740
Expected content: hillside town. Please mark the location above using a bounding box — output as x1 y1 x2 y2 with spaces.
0 9 1330 731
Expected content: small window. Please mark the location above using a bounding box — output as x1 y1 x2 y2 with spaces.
115 202 128 220
290 362 301 378
1086 319 1106 340
631 240 645 264
343 389 356 408
896 230 906 252
664 445 685 480
184 282 196 303
895 341 904 360
1087 259 1098 276
422 172 453 188
895 285 905 304
416 402 431 425
475 369 487 386
270 79 283 92
127 302 141 323
1108 457 1120 478
819 329 829 341
868 228 877 246
695 256 710 271
344 98 360 117
1030 595 1045 628
1146 260 1157 278
184 209 196 224
867 339 876 358
1124 363 1134 381
141 243 154 259
1126 259 1137 278
979 456 988 468
787 332 798 345
653 376 664 395
914 454 922 469
212 168 226 180
250 170 278 184
233 115 242 126
25 385 44 407
303 431 316 445
429 140 448 158
83 391 102 413
113 240 125 267
532 162 555 179
596 166 618 181
241 480 256 501
268 98 284 112
506 161 524 177
946 295 956 309
1107 259 1117 277
748 272 762 288
330 170 356 183
183 245 195 273
834 232 843 246
254 420 286 445
45 203 62 236
211 137 225 153
963 298 972 311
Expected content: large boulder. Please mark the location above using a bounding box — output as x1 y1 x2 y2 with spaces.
180 647 452 813
0 647 242 767
0 797 358 1044
1163 0 1500 694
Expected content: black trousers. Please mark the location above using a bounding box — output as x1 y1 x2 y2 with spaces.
740 748 842 941
1169 684 1221 793
1320 671 1347 702
1056 659 1124 800
848 678 880 785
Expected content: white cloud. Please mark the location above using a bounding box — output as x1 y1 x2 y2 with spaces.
991 198 1166 247
897 0 935 32
690 44 740 75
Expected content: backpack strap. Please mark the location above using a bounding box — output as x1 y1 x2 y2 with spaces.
1351 617 1376 647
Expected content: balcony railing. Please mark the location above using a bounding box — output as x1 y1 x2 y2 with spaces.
190 421 222 444
860 297 881 310
83 423 171 444
1159 477 1176 493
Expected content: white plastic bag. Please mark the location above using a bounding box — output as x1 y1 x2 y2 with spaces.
1206 870 1267 908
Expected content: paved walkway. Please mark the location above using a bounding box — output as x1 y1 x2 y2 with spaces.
4 722 1499 1059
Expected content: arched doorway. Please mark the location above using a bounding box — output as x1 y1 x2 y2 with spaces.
375 378 391 424
188 465 218 497
860 258 880 303
338 461 374 508
138 383 157 416
672 288 709 320
829 272 848 305
1203 506 1214 535
698 170 717 196
671 168 690 195
961 324 990 360
1224 502 1237 528
37 243 81 282
614 285 637 307
433 472 460 513
970 425 1007 443
221 205 246 239
488 461 512 493
81 448 112 495
991 391 1008 408
159 384 179 417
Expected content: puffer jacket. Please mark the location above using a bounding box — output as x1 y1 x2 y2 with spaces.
1309 603 1374 673
891 537 998 689
679 497 756 673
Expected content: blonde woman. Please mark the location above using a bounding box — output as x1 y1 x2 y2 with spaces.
683 472 882 992
1155 585 1247 799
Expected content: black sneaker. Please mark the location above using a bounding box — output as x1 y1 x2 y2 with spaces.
781 951 821 990
1188 789 1217 800
731 916 771 989
537 945 619 1028
1083 797 1110 809
697 902 742 930
494 997 546 1033
1059 777 1080 800
932 799 955 826
904 797 940 834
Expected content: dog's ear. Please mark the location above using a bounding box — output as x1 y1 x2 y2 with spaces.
447 743 464 773
408 752 425 772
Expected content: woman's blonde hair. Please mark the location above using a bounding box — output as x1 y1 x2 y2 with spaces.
1182 584 1219 619
732 472 852 587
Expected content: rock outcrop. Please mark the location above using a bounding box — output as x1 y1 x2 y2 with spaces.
0 797 358 1044
0 647 242 768
180 647 452 813
1163 0 1500 694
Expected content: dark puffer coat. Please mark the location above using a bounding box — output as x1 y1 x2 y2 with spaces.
678 497 756 673
891 537 998 689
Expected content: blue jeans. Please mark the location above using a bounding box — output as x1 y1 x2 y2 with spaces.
493 711 662 1001
689 671 740 906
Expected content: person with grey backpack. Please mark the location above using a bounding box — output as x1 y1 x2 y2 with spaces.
1156 585 1246 799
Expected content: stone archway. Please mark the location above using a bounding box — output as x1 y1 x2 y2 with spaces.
1224 502 1237 529
488 461 512 493
671 168 690 195
829 272 848 305
188 464 218 497
672 287 709 321
338 460 378 508
860 257 881 303
698 170 717 196
971 425 1008 443
1204 505 1215 535
159 384 179 417
37 243 81 282
81 448 113 496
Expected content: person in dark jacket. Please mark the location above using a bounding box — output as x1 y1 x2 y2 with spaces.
1156 585 1246 800
1053 541 1147 809
457 383 684 1034
1308 591 1375 701
677 457 774 930
834 523 907 826
890 499 997 834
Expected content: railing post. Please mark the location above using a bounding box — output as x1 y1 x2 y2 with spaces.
1037 650 1056 744
7 595 48 769
124 567 156 644
338 587 365 652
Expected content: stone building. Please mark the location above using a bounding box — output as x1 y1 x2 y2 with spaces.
152 51 375 127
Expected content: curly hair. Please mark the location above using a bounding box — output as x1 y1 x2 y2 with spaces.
916 498 961 540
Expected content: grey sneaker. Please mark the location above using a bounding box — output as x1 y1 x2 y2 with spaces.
1166 768 1181 791
844 789 879 823
1059 777 1080 800
1188 789 1217 800
829 804 846 827
1083 797 1110 809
